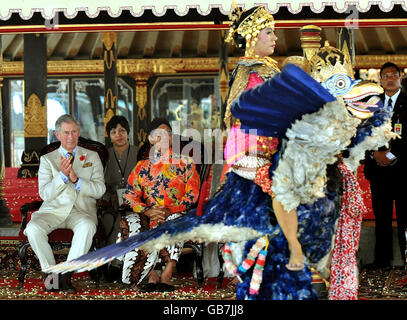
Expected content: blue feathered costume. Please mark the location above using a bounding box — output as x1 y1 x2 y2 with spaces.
43 0 395 298
45 63 390 300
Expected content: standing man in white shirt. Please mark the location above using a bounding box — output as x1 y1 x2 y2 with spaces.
24 114 106 293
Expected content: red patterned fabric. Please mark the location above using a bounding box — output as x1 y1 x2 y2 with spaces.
124 149 200 227
328 162 367 300
246 72 264 90
224 124 279 166
196 167 212 217
254 163 274 197
18 228 74 242
3 168 41 223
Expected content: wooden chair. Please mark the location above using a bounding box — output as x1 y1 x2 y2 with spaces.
118 135 212 286
17 136 109 288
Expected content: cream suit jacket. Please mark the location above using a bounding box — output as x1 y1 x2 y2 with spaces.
35 145 106 229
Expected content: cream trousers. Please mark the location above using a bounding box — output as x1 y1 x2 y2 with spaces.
24 210 97 271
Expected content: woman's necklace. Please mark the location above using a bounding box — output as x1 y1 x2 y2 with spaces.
113 144 130 187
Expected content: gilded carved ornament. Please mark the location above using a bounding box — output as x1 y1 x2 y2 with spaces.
1 56 406 78
104 88 117 110
104 88 117 137
22 150 40 164
104 50 116 70
102 32 117 52
24 93 47 137
102 32 117 70
136 86 147 120
219 67 229 105
1 57 278 76
20 168 32 178
0 49 3 75
104 108 115 137
132 72 152 121
137 128 147 145
300 25 322 62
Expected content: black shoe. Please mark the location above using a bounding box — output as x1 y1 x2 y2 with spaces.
364 262 391 271
156 283 175 292
139 282 158 293
60 272 78 294
391 265 406 270
104 265 122 283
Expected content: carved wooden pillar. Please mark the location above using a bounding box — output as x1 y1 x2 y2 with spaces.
102 32 118 146
337 28 355 66
132 72 152 147
300 25 322 61
0 35 12 226
219 31 229 130
18 34 47 178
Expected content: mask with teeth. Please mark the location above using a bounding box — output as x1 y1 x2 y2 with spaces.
309 41 384 119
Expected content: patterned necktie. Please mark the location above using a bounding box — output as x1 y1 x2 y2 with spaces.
68 152 74 164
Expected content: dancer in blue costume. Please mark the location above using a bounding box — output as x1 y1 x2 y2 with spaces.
45 8 390 300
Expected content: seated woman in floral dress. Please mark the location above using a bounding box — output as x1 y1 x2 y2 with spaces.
117 118 200 292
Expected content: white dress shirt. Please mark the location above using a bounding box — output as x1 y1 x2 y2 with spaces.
384 89 401 110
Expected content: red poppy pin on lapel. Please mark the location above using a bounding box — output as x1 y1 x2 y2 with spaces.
80 155 86 161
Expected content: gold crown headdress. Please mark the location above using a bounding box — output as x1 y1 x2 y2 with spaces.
225 5 275 49
309 41 354 83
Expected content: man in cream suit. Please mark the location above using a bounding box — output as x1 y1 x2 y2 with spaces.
24 114 106 293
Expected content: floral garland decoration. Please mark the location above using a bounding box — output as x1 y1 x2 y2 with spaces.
222 236 269 296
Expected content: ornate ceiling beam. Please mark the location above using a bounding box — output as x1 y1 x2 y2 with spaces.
46 33 63 58
89 33 103 59
65 32 88 59
375 27 396 53
1 34 15 53
51 33 75 59
143 31 159 57
7 34 23 61
169 31 184 57
354 29 369 54
2 55 407 77
398 28 407 51
117 32 136 58
197 30 209 57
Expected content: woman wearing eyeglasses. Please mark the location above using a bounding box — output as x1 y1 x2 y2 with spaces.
105 116 138 212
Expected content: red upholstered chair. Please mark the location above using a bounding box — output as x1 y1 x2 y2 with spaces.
17 136 109 288
118 134 212 286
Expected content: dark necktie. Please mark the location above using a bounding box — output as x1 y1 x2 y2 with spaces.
388 98 393 109
68 152 74 164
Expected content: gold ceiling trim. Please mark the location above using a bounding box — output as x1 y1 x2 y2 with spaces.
2 55 407 76
2 60 104 75
354 55 407 69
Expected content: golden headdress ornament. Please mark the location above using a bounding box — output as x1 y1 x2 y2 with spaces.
225 5 275 50
309 41 354 83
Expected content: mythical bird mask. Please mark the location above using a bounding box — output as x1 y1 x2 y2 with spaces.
309 42 383 119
